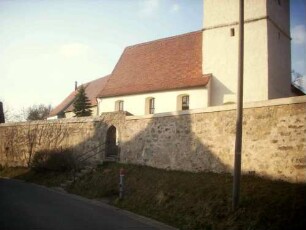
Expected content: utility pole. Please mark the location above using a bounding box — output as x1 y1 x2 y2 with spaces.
0 101 5 123
233 0 244 210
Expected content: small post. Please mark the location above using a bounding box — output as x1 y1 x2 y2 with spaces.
119 168 125 199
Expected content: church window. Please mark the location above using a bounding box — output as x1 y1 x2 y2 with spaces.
230 28 235 37
177 94 189 111
115 100 124 111
182 95 189 110
149 98 155 114
145 97 155 114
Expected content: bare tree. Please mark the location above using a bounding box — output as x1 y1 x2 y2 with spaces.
292 70 306 94
27 104 52 121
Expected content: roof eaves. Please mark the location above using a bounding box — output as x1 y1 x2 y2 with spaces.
98 76 211 99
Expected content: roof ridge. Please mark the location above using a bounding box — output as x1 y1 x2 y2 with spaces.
99 74 111 92
79 74 111 86
98 29 204 99
50 75 111 117
76 74 110 91
126 30 202 50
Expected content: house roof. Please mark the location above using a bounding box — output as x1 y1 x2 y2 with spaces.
98 30 210 98
49 75 110 117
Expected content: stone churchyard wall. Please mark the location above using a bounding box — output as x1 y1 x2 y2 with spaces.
0 112 125 167
0 96 305 183
120 96 306 183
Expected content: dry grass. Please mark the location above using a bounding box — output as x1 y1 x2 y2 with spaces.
2 164 305 229
69 163 306 230
0 166 71 187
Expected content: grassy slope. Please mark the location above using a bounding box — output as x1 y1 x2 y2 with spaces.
68 163 306 230
1 164 305 229
0 167 71 187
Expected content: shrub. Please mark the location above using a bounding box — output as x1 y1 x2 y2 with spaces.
31 149 76 172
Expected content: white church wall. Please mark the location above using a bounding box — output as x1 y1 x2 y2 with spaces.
243 20 269 102
267 21 292 99
98 87 209 116
47 116 58 120
203 0 291 106
203 0 267 29
266 0 292 99
203 20 269 105
267 0 290 35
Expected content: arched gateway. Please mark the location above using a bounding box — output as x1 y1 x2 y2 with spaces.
105 125 119 159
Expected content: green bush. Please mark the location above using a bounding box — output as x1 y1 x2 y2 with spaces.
31 149 76 172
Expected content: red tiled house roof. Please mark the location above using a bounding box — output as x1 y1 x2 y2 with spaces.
49 75 110 117
49 89 78 117
98 31 210 98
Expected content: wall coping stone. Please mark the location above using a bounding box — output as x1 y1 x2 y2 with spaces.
0 112 126 127
2 96 304 125
126 95 306 120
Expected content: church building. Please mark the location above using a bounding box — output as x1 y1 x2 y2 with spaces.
49 0 294 118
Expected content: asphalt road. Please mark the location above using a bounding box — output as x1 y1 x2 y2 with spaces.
0 178 176 230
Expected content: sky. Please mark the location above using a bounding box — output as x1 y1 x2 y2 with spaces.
0 0 305 120
291 0 306 86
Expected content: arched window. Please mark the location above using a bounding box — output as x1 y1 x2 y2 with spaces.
177 94 189 111
115 100 124 111
145 97 155 114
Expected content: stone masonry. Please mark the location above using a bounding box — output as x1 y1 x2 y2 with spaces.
0 112 125 167
0 97 305 183
120 96 306 183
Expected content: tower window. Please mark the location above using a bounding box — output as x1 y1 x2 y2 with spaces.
278 0 281 6
230 28 235 37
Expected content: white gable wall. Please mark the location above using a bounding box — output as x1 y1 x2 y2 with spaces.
98 87 210 116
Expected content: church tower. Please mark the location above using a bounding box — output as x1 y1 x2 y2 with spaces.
203 0 292 105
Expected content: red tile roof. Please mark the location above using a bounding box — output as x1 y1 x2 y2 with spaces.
49 89 77 117
49 75 110 117
98 31 210 98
